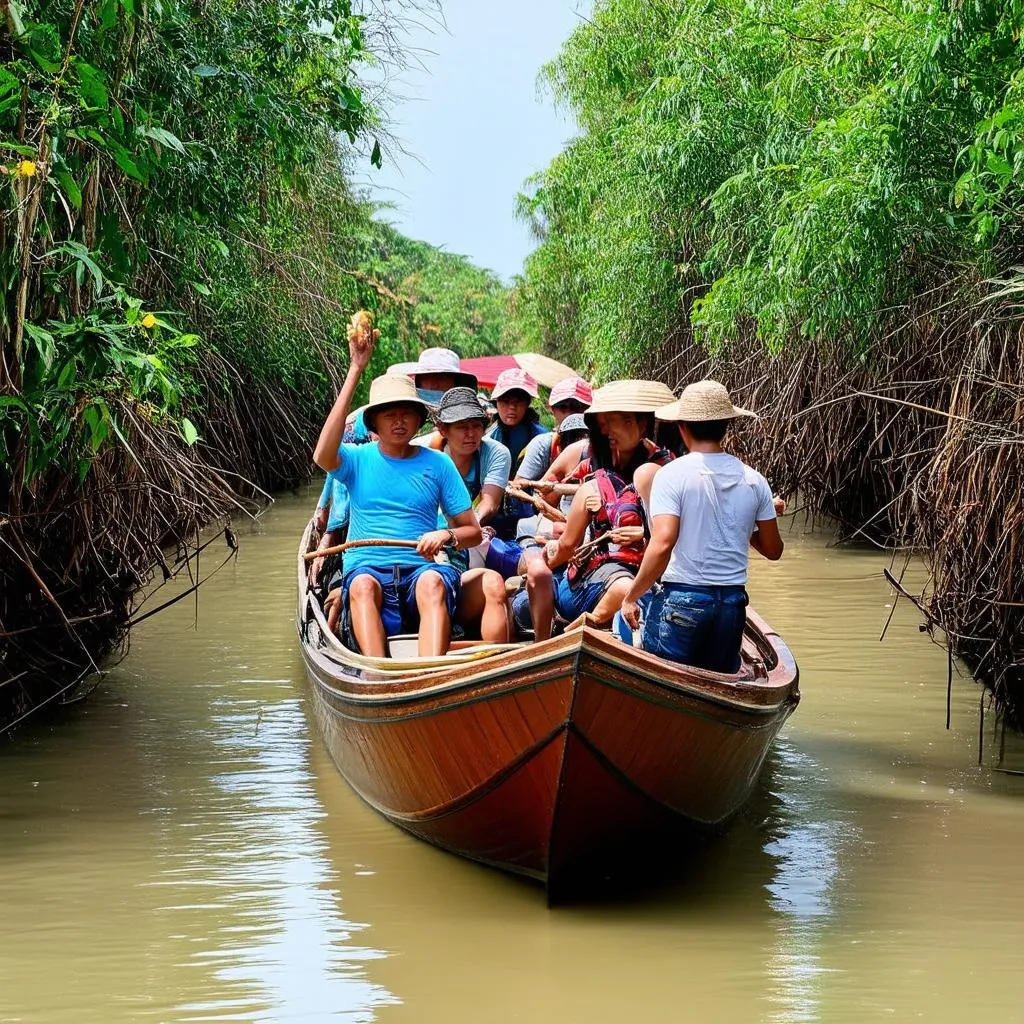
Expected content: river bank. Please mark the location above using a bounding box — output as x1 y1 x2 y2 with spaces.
3 490 1022 1022
632 323 1024 723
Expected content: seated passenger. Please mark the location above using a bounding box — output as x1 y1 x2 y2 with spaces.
539 380 678 632
487 368 550 539
621 380 784 673
515 376 592 485
433 387 513 644
390 347 478 410
314 315 481 657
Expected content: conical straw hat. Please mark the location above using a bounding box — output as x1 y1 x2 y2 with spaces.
656 379 755 422
586 379 678 414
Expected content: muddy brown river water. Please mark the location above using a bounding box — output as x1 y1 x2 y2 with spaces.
3 491 1023 1022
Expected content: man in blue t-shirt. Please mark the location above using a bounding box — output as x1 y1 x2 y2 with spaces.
313 316 482 657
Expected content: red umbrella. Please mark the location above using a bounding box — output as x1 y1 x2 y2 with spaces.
460 353 581 391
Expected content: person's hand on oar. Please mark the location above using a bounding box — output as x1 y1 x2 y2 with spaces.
417 529 455 559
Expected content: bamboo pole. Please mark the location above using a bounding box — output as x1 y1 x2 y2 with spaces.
505 485 567 523
304 538 421 562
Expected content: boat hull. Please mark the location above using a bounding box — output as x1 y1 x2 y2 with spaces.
298 533 799 898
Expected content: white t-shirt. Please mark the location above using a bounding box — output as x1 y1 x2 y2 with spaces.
649 452 776 586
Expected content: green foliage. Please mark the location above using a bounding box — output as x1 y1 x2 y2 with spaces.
1 0 509 488
515 0 1024 376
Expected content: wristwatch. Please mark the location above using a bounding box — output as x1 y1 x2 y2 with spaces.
446 528 459 549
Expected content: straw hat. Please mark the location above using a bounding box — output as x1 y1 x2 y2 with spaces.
586 379 677 414
433 387 491 425
363 374 430 432
491 368 539 400
656 379 755 422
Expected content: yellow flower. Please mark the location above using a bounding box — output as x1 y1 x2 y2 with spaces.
140 313 157 329
16 160 37 177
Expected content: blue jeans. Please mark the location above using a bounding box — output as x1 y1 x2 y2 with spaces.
641 584 748 673
340 563 461 644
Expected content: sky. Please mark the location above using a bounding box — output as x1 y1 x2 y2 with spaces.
356 1 588 282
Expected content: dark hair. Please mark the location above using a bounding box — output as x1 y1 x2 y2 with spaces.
559 428 589 448
583 410 657 483
552 398 588 415
682 419 730 443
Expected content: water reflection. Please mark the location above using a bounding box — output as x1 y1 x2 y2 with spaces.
4 492 1024 1024
761 742 853 1023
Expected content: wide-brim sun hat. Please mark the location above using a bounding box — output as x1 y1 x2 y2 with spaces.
363 374 430 433
549 376 593 408
656 379 756 422
433 386 491 425
586 379 678 415
491 367 539 401
405 347 478 390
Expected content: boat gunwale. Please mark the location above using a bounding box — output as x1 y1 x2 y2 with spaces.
297 525 799 717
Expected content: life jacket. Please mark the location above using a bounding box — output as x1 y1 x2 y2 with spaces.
567 470 646 585
569 442 674 484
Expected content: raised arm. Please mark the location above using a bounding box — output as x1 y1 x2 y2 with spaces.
313 312 379 472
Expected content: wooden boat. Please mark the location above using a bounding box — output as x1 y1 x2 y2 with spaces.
296 524 799 900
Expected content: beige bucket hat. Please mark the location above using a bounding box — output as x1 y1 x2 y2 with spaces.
586 379 677 414
363 374 430 432
656 379 755 422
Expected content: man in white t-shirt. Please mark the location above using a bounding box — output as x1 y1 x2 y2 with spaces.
620 380 784 673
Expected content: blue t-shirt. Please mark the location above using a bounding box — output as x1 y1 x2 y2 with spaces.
330 443 472 573
318 475 351 532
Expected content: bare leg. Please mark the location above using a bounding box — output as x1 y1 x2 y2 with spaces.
415 571 452 657
310 528 341 589
523 550 555 641
589 577 633 627
457 568 511 644
325 589 342 636
349 575 387 657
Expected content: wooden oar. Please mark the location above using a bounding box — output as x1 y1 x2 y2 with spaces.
515 479 580 496
505 485 567 524
304 538 421 562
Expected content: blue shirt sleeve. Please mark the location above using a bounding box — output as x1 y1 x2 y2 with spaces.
317 475 332 509
481 438 512 490
329 442 360 485
437 452 473 519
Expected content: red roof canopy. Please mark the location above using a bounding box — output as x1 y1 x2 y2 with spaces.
459 355 519 390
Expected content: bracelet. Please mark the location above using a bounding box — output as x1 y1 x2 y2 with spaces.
446 528 459 549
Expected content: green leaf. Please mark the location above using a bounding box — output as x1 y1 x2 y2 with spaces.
53 166 83 210
181 417 200 446
371 140 382 169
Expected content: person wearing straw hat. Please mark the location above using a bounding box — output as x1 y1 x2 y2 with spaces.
514 377 592 487
620 379 784 673
532 380 679 634
314 314 482 657
432 387 513 643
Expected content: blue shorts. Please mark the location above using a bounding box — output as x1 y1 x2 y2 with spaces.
341 563 462 641
641 584 748 673
553 568 632 621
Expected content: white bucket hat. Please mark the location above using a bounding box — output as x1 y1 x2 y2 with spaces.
400 347 478 390
656 379 755 422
